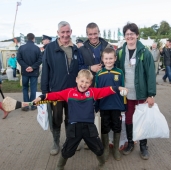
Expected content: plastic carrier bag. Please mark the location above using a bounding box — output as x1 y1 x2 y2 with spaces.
133 103 169 141
36 92 49 130
94 112 101 138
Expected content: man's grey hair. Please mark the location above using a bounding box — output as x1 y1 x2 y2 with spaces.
58 21 71 31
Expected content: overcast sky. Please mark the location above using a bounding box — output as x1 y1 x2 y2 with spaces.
0 0 171 41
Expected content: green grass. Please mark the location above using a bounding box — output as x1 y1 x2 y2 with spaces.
1 79 41 93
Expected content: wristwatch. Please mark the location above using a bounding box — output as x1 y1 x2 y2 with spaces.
149 96 154 98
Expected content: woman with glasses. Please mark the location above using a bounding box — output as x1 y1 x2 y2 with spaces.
116 22 156 160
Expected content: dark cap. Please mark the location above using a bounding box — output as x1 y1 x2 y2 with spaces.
42 35 52 41
167 39 171 42
76 39 84 44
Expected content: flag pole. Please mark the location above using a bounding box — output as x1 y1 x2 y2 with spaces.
12 3 18 38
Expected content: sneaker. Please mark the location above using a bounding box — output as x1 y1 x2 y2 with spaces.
22 107 29 111
31 106 37 111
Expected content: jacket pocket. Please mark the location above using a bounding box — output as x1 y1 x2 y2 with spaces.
88 124 99 137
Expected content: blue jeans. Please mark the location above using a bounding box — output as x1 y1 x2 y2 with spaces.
12 68 16 77
163 66 171 82
22 76 38 102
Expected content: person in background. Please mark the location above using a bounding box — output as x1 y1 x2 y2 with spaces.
41 35 52 55
0 59 10 119
95 48 127 161
76 38 84 48
116 22 156 160
8 54 17 78
160 39 171 84
150 42 160 83
17 33 42 111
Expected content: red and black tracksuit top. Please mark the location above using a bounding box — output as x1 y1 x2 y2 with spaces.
45 86 117 123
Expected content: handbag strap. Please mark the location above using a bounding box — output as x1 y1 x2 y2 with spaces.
0 88 5 99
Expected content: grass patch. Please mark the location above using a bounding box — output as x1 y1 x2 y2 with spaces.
1 79 41 93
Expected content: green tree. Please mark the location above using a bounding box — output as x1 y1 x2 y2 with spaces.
151 24 159 32
139 27 156 38
158 21 171 35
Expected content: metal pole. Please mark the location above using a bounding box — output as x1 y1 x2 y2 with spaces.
12 4 18 38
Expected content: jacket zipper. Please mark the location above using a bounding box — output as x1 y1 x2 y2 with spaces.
65 54 69 74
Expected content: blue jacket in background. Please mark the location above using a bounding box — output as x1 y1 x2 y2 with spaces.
8 57 17 68
17 41 42 77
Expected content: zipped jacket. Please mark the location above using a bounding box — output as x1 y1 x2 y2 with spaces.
160 47 171 66
44 86 116 123
116 40 156 100
41 39 83 94
17 41 42 77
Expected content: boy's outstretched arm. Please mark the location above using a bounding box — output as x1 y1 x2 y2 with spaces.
91 86 128 100
33 88 72 104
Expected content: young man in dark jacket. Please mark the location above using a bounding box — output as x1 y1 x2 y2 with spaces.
79 22 113 86
17 33 42 111
41 21 83 156
116 23 156 160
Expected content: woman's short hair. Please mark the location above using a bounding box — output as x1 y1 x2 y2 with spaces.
123 22 139 36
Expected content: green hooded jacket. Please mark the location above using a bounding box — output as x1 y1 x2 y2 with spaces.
116 40 156 100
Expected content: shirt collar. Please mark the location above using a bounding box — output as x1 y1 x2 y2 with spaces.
57 38 73 47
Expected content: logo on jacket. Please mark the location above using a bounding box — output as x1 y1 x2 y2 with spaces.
74 55 77 59
73 93 78 97
85 91 90 97
114 75 119 81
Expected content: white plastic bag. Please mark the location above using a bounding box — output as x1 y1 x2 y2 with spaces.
133 103 169 141
36 92 49 130
94 112 101 138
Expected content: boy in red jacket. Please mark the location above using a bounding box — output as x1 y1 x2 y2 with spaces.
34 69 127 170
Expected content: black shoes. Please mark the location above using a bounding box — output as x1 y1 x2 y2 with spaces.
22 107 29 111
22 106 37 111
140 139 149 160
31 106 37 111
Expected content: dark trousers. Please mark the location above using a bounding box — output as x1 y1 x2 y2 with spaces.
51 101 68 130
100 110 122 134
62 123 104 159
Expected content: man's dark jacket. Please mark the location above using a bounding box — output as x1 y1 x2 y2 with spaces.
79 37 112 67
17 41 42 77
160 47 171 66
41 39 82 94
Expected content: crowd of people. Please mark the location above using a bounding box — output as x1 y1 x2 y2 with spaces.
0 21 170 170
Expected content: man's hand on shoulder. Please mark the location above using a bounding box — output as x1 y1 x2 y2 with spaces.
90 64 102 73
